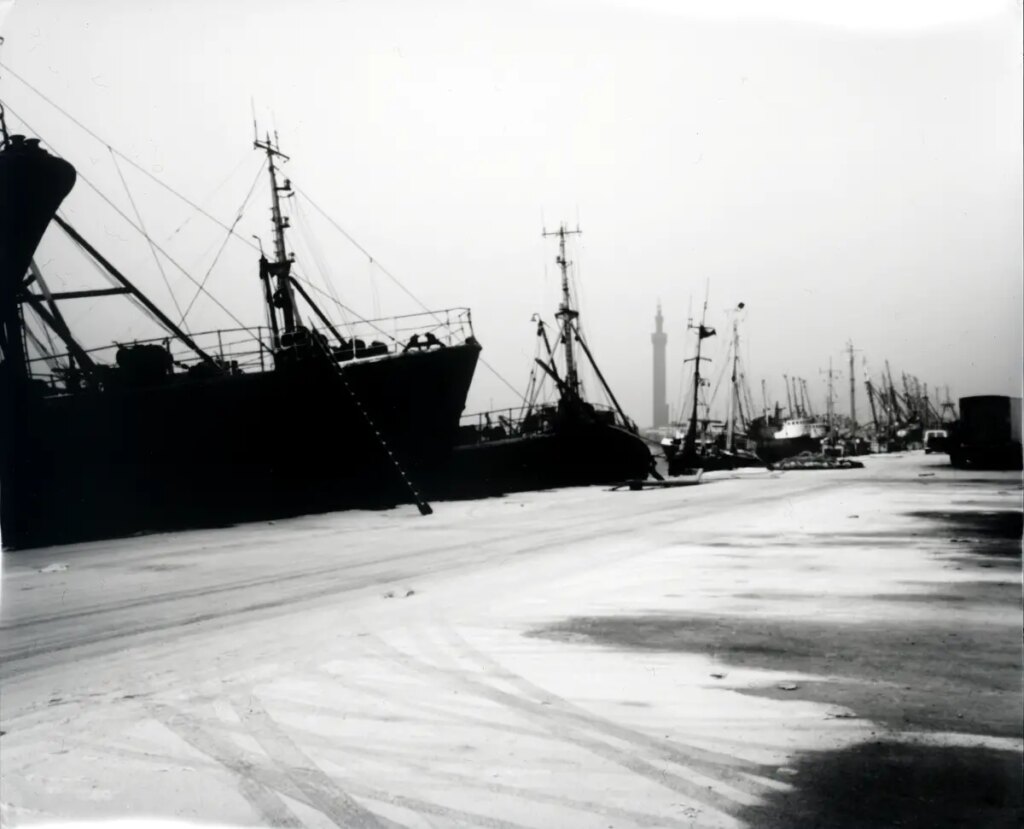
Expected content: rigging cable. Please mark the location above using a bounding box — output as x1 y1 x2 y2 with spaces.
294 184 527 405
63 222 171 334
288 274 396 344
294 186 429 316
165 154 253 243
0 63 262 253
291 195 351 332
2 104 259 338
108 147 188 330
176 158 266 327
22 315 61 372
293 196 341 304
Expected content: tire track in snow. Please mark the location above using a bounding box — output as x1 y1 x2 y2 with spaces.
436 624 780 790
87 704 538 829
245 667 704 829
273 668 559 743
147 702 306 828
356 630 749 823
228 694 394 829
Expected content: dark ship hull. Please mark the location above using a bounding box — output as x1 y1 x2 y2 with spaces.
755 435 821 463
433 420 652 498
0 136 481 549
2 346 479 548
663 429 765 474
668 447 764 475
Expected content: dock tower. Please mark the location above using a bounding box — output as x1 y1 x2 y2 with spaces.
651 302 669 427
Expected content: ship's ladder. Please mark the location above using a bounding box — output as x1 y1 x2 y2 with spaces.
310 336 433 516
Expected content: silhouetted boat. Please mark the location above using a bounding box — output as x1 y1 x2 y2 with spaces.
0 129 480 548
432 225 653 497
666 298 763 475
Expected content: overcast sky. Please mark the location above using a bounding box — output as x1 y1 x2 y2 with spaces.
2 0 1021 425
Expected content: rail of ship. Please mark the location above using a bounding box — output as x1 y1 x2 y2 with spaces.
459 401 627 441
24 307 474 387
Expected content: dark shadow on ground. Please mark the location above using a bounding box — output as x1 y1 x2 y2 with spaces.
908 510 1022 557
737 741 1023 829
908 509 1022 572
529 611 1022 824
733 581 1020 606
528 613 1022 738
872 581 1022 607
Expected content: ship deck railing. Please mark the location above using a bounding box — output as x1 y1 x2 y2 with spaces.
458 401 625 442
25 307 475 391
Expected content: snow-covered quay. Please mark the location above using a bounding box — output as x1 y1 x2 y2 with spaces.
1 453 1021 828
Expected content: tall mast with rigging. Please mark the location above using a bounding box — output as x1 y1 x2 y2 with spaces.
542 223 582 401
724 302 746 451
681 289 715 461
864 359 880 438
821 358 838 441
847 340 858 436
725 320 736 451
254 131 299 345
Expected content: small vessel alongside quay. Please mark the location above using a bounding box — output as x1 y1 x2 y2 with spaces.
431 225 654 498
665 299 762 475
755 415 829 463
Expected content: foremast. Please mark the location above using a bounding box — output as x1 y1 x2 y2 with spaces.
725 316 739 451
681 292 715 462
525 223 635 433
543 223 582 401
724 301 747 451
254 132 300 348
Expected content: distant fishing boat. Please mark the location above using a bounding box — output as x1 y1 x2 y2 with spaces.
431 224 654 497
754 416 828 463
665 298 762 475
0 124 480 548
750 368 832 462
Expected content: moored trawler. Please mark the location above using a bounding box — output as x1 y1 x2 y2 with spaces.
754 415 829 462
0 129 481 549
430 224 653 497
440 398 652 496
665 297 763 475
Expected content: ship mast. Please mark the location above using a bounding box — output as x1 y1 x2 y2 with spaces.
801 378 814 418
254 132 299 344
725 307 743 451
681 289 714 461
864 359 880 439
543 223 582 400
821 358 838 441
847 340 858 436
